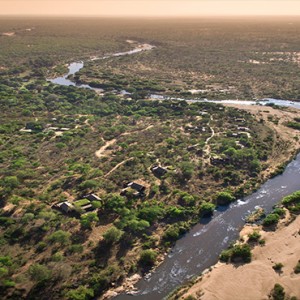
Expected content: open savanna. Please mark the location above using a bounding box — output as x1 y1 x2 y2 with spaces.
1 17 300 300
1 16 300 99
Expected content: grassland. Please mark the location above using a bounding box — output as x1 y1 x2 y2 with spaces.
0 17 300 300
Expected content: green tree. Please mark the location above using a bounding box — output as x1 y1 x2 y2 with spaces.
66 285 94 300
28 264 51 283
215 191 235 205
139 249 158 267
80 213 99 229
263 213 280 227
179 161 195 181
138 205 163 224
199 202 215 217
2 176 19 190
104 194 126 212
48 230 71 246
103 226 124 244
270 283 285 300
79 180 98 190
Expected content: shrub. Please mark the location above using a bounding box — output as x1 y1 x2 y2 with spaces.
104 194 126 212
270 283 285 300
139 249 158 267
272 263 284 272
67 244 84 254
199 202 215 217
66 285 94 300
78 180 98 190
231 244 251 262
28 264 51 283
220 244 251 263
247 230 261 242
137 205 164 224
1 176 19 191
262 213 280 227
48 230 71 246
215 192 235 205
281 191 300 212
36 241 47 252
80 213 99 229
219 249 232 262
103 226 124 244
294 260 300 274
272 207 285 217
163 225 180 242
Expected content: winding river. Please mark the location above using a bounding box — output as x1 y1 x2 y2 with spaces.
48 42 300 300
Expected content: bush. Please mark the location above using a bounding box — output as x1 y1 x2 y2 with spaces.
66 285 94 300
215 192 235 205
270 283 285 300
231 244 251 262
220 244 251 263
103 226 124 244
163 225 180 242
80 213 99 229
36 241 47 252
262 213 280 227
199 202 215 217
67 244 84 254
247 230 261 242
139 249 158 267
78 180 98 190
281 191 300 212
272 263 284 272
294 260 300 274
272 208 285 217
137 205 164 224
28 264 51 283
48 230 71 246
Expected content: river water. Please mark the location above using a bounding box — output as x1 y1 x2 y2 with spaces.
48 42 300 300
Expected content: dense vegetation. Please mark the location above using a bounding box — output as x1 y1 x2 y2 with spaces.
0 17 298 300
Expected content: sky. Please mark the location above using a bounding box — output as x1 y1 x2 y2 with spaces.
0 0 300 17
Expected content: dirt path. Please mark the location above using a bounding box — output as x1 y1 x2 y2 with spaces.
104 157 134 178
94 125 154 159
95 138 117 158
203 116 215 164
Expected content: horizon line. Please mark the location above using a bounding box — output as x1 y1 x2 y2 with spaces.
1 14 300 18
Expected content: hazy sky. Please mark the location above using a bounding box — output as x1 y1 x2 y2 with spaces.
1 0 300 17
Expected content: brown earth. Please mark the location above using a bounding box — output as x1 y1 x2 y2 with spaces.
178 213 300 300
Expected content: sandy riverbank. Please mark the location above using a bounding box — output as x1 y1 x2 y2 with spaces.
178 214 300 300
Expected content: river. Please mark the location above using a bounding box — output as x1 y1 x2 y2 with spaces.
48 42 300 300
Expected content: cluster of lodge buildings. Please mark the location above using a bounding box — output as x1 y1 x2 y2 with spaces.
121 165 168 197
54 165 169 215
54 193 101 215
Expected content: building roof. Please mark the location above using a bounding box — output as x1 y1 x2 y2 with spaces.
127 182 146 192
151 166 168 176
57 201 74 213
84 193 101 201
